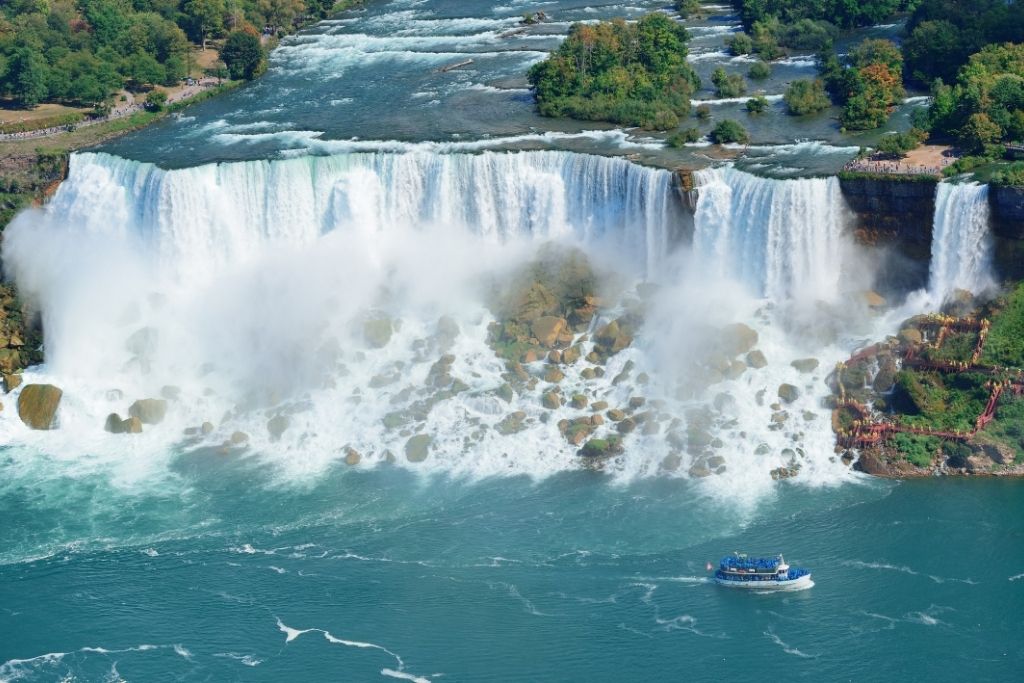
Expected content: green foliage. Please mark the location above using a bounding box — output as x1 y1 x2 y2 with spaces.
734 0 907 30
890 432 940 467
783 78 830 115
919 43 1024 154
820 38 905 130
144 88 168 111
981 282 1024 367
986 395 1024 462
694 103 711 120
710 118 750 144
990 162 1024 187
711 67 745 98
675 0 702 18
892 370 991 432
903 1 1024 86
875 127 928 156
726 33 753 56
667 127 701 147
527 14 701 129
922 330 978 362
220 31 265 80
779 19 837 51
746 94 769 113
748 61 771 80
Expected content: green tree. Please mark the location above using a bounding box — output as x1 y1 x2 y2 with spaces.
783 78 830 115
746 94 769 113
184 0 225 50
711 67 745 98
145 88 168 110
748 61 770 80
959 112 1003 153
6 47 49 106
220 29 264 80
124 50 165 87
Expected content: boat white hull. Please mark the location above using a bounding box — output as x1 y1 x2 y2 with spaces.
714 574 813 591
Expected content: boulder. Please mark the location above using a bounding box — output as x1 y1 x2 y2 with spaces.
561 346 582 365
777 383 800 403
160 385 181 401
628 396 646 410
267 414 290 440
105 413 126 434
17 384 63 430
129 398 168 425
590 400 608 412
496 383 514 403
660 453 683 472
532 316 567 348
434 316 460 350
617 418 637 434
230 431 249 445
201 421 215 434
720 323 758 357
570 394 588 409
405 434 432 462
547 349 562 364
579 436 621 459
344 447 362 466
363 315 394 348
2 372 22 394
581 368 597 380
606 408 626 422
122 416 143 434
0 348 21 374
745 350 768 369
791 358 819 373
427 355 455 387
544 366 565 383
541 391 562 410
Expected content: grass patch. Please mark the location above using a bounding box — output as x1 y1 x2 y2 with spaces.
890 432 939 467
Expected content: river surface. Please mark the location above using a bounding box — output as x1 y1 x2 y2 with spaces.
1 1 1021 681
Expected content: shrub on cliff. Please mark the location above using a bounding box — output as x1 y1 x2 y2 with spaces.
527 14 701 129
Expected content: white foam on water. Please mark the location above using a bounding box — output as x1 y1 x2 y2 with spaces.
691 94 784 106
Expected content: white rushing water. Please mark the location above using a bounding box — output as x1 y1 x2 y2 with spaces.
1 152 868 494
928 181 994 303
691 166 849 302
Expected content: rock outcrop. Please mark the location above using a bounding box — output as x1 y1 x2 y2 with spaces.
17 384 63 430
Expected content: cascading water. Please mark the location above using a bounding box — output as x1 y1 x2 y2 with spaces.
1 152 862 491
928 181 994 303
691 166 847 302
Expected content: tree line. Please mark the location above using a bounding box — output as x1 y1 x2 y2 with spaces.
0 0 348 110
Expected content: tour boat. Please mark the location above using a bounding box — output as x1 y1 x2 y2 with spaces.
707 553 812 590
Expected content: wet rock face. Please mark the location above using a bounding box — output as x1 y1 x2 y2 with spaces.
405 434 432 462
17 384 63 430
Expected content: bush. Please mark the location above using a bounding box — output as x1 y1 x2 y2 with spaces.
876 128 928 157
891 433 940 468
711 67 746 98
783 79 830 115
710 119 750 144
144 89 168 112
668 127 702 147
746 95 769 113
748 61 771 80
675 0 702 18
726 33 753 56
695 104 712 120
780 19 838 51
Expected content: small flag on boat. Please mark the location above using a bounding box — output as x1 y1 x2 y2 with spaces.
706 562 713 572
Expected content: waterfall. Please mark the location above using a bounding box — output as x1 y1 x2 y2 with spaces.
41 151 678 281
928 181 994 302
691 166 847 302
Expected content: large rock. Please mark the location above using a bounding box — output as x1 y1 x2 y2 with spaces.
405 434 432 462
129 398 168 425
777 383 800 403
105 413 126 434
898 328 922 345
541 391 562 410
267 414 290 440
791 358 819 373
532 316 567 348
720 323 758 357
2 372 22 394
17 384 63 430
363 315 394 348
745 350 768 369
122 416 143 434
496 411 527 435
